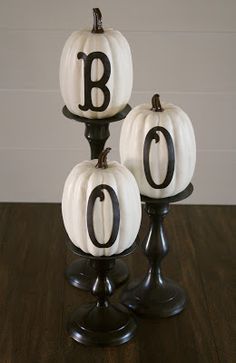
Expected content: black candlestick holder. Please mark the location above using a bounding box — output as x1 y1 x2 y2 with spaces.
121 183 193 318
66 239 137 346
62 105 131 291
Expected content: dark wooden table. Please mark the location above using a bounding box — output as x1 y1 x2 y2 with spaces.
0 203 235 363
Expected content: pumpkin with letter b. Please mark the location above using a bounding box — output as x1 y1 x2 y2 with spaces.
62 148 141 256
59 8 133 119
119 94 196 198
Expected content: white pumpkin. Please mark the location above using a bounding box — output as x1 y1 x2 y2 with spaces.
59 8 133 119
62 148 141 256
120 94 196 198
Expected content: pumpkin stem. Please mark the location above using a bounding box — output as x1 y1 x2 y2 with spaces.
96 147 111 169
92 8 104 33
151 94 164 112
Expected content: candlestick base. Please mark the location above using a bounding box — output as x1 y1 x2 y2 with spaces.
121 184 193 318
66 242 137 346
68 303 136 346
121 277 186 318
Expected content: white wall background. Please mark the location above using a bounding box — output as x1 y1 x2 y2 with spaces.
0 0 235 204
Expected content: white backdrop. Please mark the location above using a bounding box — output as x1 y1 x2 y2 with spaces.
0 0 235 203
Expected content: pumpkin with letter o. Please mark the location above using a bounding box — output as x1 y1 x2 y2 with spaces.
119 94 196 198
59 8 133 119
62 148 141 256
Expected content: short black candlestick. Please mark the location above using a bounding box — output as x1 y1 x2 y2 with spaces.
66 240 137 346
121 183 193 318
62 105 131 291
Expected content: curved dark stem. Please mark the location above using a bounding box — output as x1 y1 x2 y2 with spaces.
92 8 104 34
151 94 164 112
95 147 111 169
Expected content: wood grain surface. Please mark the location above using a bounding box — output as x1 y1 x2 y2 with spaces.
0 203 235 363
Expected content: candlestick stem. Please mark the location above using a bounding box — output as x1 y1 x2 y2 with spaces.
143 203 169 284
84 122 110 159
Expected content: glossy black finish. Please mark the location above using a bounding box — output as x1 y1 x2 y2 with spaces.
67 244 137 346
62 105 132 291
121 183 193 318
62 104 131 124
85 121 110 160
